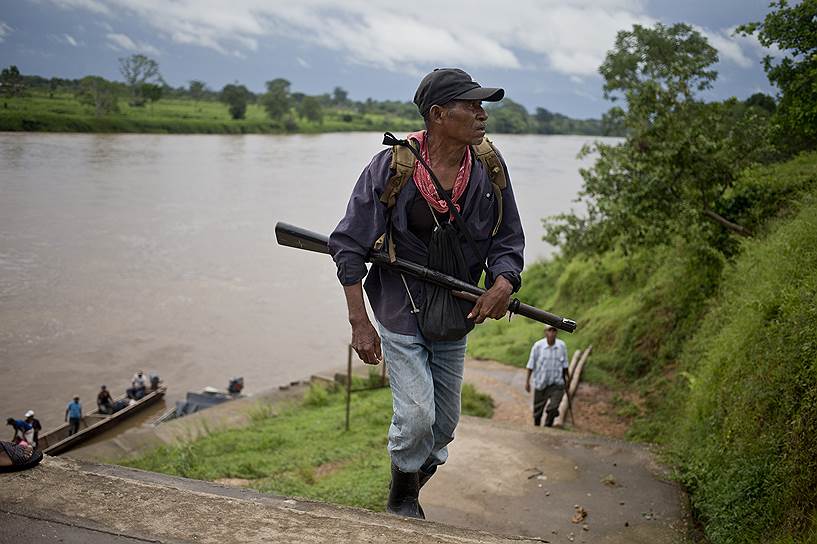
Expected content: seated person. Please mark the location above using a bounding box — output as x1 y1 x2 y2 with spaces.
97 385 114 414
127 370 147 400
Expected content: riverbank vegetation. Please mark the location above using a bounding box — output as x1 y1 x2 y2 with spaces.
470 6 817 543
0 59 617 136
122 378 494 511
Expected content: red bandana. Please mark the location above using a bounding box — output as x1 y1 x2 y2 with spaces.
406 130 472 216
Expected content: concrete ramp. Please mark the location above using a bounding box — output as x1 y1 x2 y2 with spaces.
0 456 544 544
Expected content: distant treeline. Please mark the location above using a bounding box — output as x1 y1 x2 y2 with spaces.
2 59 624 135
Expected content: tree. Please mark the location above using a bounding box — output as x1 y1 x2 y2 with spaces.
119 54 163 107
332 86 349 105
220 83 252 120
738 0 817 152
261 78 291 121
0 65 25 98
75 76 119 117
141 83 163 113
544 23 773 255
744 92 776 114
298 95 323 124
487 99 529 133
189 80 206 109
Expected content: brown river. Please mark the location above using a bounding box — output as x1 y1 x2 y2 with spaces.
0 132 614 432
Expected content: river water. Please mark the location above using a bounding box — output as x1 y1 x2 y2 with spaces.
0 132 613 431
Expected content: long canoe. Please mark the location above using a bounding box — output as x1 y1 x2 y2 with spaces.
38 386 167 456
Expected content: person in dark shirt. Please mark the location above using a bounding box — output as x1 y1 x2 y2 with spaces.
329 68 525 519
97 385 114 414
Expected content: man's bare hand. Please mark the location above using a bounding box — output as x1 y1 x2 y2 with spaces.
351 319 383 365
468 275 513 324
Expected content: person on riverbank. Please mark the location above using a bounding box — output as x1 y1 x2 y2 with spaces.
65 396 82 436
329 68 524 519
24 410 41 448
6 417 33 446
525 325 568 427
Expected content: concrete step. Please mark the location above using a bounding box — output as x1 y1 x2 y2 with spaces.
0 456 545 544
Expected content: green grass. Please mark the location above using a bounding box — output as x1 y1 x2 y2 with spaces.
0 91 421 134
666 194 817 544
461 383 495 418
121 379 495 511
469 151 817 543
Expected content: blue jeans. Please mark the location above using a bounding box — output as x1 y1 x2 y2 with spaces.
378 323 468 474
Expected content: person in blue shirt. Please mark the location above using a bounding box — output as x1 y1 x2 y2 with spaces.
65 396 82 436
525 325 569 427
5 417 33 445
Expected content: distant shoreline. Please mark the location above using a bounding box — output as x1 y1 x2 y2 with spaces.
0 90 619 137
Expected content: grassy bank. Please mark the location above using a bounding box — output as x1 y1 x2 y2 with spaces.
122 379 494 511
0 91 420 134
469 151 817 542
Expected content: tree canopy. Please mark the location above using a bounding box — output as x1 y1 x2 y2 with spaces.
544 23 774 255
738 0 817 153
220 83 252 120
119 54 164 107
261 78 291 121
1 65 25 98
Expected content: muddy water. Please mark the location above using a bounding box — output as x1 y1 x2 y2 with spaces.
0 132 614 432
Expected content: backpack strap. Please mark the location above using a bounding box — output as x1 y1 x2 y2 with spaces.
380 138 419 208
472 136 506 236
472 136 507 190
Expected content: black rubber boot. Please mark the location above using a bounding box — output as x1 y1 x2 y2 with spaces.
417 468 435 519
387 464 423 519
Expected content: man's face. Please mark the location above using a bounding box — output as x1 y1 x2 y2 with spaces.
439 100 488 146
546 328 557 343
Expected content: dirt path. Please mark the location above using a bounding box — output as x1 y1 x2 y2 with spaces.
422 358 691 543
463 358 636 438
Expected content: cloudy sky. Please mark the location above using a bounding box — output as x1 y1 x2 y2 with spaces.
0 0 778 117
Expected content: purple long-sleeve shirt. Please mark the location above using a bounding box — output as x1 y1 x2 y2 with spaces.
328 145 525 335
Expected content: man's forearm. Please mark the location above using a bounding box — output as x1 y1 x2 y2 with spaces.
343 282 370 325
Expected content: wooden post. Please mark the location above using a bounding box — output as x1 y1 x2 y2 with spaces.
554 345 592 428
345 344 352 431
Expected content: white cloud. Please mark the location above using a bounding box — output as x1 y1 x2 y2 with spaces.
47 0 110 15
697 27 754 68
39 0 659 75
0 20 12 43
106 32 160 55
296 57 310 69
49 33 82 46
730 27 783 60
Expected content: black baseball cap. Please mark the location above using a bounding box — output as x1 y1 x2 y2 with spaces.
414 68 504 117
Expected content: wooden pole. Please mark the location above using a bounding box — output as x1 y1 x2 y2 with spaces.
554 345 592 428
345 344 352 431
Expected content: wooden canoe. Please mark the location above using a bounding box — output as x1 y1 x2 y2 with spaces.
38 386 167 456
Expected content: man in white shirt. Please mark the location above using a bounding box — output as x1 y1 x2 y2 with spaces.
525 325 568 427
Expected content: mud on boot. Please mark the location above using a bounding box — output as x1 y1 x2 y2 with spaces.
387 463 423 519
